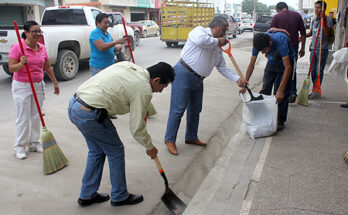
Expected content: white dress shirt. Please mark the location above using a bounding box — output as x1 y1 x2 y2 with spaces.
180 26 240 82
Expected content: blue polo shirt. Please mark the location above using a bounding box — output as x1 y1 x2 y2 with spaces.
252 32 295 64
89 27 115 69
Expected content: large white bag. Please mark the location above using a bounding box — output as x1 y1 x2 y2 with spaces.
240 92 278 139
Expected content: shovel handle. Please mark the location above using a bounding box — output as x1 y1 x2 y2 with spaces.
154 156 164 173
220 41 245 81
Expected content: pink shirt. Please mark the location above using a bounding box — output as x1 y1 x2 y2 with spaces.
9 39 48 83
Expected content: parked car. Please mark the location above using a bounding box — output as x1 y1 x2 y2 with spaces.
215 13 238 38
138 20 160 38
0 6 135 80
106 12 142 46
241 19 254 32
234 17 244 34
253 15 274 34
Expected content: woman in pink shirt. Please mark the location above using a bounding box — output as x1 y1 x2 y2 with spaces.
8 20 60 160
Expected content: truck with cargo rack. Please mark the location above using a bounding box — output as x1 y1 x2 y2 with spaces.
160 1 214 47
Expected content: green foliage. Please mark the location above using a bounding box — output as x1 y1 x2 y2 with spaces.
242 0 271 16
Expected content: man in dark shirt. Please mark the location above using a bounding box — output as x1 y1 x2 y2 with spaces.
244 32 295 131
270 2 306 103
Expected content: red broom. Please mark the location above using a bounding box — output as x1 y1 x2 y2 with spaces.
296 17 322 105
13 21 68 174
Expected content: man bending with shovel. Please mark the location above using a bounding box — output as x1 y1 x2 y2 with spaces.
68 61 174 207
244 32 295 131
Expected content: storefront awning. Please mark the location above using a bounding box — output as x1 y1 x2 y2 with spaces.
0 0 47 6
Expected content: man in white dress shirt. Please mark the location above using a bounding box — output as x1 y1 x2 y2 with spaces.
164 16 245 155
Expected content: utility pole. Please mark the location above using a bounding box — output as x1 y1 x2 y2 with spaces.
253 0 257 21
298 0 303 13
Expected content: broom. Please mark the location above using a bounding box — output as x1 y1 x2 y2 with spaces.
310 2 326 100
296 17 322 106
13 21 68 175
344 150 348 164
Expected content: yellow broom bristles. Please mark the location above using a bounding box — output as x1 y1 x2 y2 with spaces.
296 77 310 106
344 150 348 164
41 127 68 175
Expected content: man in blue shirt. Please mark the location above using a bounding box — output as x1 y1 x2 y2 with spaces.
244 32 295 131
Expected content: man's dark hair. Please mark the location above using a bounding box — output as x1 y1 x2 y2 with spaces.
253 33 271 51
276 2 288 11
22 20 39 39
95 13 110 26
329 11 334 14
315 1 327 10
147 62 175 84
208 16 229 28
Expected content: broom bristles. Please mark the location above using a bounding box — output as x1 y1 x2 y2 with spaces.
344 150 348 164
41 127 68 175
296 78 310 106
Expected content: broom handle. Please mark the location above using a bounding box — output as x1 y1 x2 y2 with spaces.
121 17 135 64
307 19 322 77
13 21 46 128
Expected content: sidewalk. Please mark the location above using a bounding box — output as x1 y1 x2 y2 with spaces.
184 50 348 214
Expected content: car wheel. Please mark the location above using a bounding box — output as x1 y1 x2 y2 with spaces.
166 42 173 47
233 32 237 38
134 31 140 46
2 64 13 76
54 49 79 81
143 30 147 38
156 29 160 37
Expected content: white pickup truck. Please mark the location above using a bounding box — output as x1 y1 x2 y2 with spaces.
0 6 135 81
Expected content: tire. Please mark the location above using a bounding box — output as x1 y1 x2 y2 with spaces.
166 42 173 47
172 42 179 47
143 30 147 38
54 50 79 81
156 29 160 37
134 31 140 46
233 32 237 38
2 64 12 76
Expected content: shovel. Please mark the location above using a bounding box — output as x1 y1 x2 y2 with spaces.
220 41 263 101
154 156 186 215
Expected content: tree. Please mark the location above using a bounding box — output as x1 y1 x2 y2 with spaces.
242 0 256 15
242 0 270 16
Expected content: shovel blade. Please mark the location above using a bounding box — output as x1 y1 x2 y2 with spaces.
161 188 186 215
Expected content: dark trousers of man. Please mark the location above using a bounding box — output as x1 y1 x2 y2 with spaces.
290 50 298 96
259 61 294 124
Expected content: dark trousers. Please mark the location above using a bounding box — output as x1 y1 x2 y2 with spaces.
290 50 298 96
259 61 293 124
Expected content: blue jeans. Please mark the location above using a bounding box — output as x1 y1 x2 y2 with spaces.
165 61 203 143
68 97 129 202
259 61 293 124
90 66 104 76
309 49 328 87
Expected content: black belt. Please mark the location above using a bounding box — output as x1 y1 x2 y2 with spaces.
74 93 109 124
179 59 205 79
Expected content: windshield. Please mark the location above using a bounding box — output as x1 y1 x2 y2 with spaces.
242 19 251 23
42 9 87 25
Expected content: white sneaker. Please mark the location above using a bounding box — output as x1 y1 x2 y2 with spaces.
29 144 43 153
15 151 27 160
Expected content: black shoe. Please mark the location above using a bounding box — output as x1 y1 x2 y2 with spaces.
277 122 284 131
340 103 348 108
111 193 144 207
289 95 297 103
78 192 110 207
